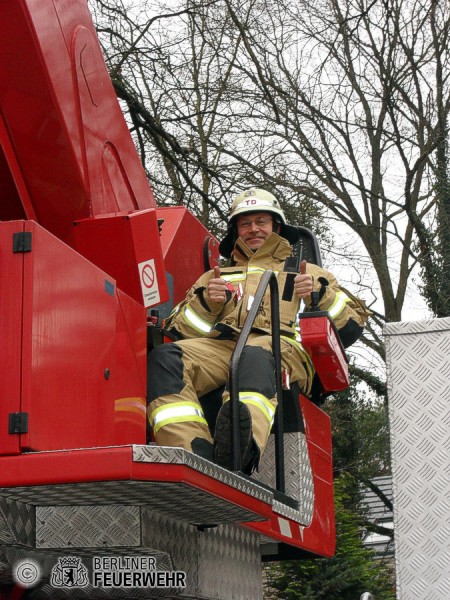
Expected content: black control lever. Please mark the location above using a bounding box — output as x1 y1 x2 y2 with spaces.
282 241 303 301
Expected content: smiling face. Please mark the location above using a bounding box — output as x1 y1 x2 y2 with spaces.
236 211 275 250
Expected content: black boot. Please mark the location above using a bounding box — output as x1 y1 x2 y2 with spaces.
191 438 214 461
213 402 258 474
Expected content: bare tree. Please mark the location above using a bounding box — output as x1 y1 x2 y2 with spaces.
222 0 449 321
90 0 327 237
91 0 449 325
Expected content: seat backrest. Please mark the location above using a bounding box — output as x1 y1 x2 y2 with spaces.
293 226 322 267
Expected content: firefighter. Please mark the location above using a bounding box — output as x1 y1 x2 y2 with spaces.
147 188 370 474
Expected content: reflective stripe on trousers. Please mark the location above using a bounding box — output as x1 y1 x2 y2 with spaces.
149 401 208 433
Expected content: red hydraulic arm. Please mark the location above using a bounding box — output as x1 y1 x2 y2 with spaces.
0 0 156 247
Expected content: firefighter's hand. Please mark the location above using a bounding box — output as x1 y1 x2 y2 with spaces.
207 266 230 303
294 260 314 299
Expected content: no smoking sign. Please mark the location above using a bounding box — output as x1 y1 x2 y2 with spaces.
141 264 155 288
138 258 160 307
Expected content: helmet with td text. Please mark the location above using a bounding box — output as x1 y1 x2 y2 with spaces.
219 188 299 257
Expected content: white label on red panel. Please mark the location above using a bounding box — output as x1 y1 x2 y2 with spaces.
138 259 160 307
278 517 292 538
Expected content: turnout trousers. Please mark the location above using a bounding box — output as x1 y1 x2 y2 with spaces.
147 333 312 457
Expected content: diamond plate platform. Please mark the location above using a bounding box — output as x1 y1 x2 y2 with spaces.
0 447 273 599
133 445 273 505
0 479 264 527
385 317 450 600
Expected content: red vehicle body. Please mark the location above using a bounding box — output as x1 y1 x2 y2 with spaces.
0 1 349 597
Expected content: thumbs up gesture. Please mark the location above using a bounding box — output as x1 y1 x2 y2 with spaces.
206 266 229 303
294 260 314 299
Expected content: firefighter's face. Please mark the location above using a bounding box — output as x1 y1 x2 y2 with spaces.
237 212 274 250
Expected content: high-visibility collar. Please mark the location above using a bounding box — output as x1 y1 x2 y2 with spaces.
232 232 293 268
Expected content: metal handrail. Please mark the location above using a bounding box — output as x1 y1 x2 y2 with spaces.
228 270 285 492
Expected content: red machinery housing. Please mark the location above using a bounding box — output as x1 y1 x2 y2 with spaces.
0 1 349 598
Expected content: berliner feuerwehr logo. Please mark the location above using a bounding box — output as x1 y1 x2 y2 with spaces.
50 556 89 587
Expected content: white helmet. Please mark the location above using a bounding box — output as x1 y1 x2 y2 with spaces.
228 188 287 223
219 188 299 257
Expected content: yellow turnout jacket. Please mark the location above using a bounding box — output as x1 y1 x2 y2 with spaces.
165 232 370 347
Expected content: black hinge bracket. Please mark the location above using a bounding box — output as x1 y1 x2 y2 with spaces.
8 412 29 434
13 232 32 253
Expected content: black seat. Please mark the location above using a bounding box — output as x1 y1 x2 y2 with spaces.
293 226 322 267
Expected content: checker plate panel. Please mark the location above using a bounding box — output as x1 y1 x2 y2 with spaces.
253 432 314 525
385 318 450 600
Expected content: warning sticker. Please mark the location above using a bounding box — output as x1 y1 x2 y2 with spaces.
138 259 160 308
